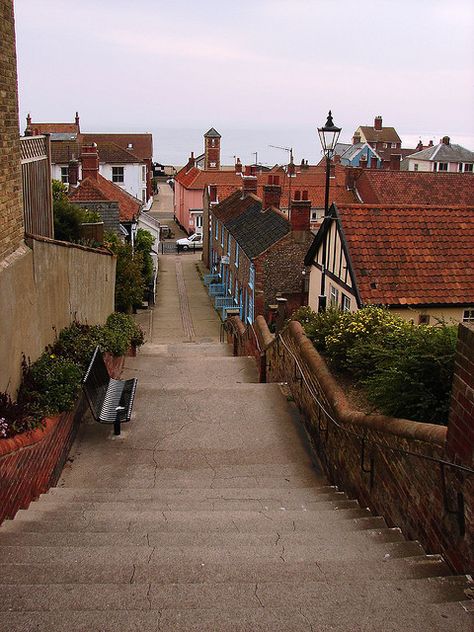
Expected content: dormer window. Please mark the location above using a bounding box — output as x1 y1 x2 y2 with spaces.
127 143 133 149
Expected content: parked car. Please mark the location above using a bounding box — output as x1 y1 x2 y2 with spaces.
176 233 203 250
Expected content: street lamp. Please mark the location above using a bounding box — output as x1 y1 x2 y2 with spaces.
317 111 341 312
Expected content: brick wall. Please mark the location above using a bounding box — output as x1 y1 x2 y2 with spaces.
447 324 474 467
257 232 312 315
227 316 473 573
0 351 126 524
0 0 24 260
0 403 83 524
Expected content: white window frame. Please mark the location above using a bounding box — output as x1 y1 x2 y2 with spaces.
142 165 146 182
341 294 351 312
330 284 339 306
463 309 474 322
235 243 239 268
60 166 68 184
112 166 124 183
434 162 448 172
214 219 219 240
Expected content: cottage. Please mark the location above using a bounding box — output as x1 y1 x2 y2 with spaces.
304 203 474 324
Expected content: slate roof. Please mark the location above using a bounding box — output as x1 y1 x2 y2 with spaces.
354 170 474 206
81 133 153 161
406 142 474 163
213 190 290 259
69 174 141 221
359 125 401 144
204 128 221 138
51 140 141 164
333 204 474 306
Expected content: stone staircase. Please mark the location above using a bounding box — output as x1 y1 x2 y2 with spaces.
0 342 472 631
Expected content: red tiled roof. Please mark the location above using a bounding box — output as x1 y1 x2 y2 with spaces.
336 204 474 306
29 123 78 134
69 174 141 221
82 134 152 161
176 164 358 207
354 170 474 206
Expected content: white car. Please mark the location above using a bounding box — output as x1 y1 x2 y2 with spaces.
176 233 203 250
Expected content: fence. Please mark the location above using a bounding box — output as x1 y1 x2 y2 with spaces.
20 135 53 238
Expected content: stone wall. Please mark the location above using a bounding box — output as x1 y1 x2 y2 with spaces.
0 0 24 260
0 235 116 394
227 315 473 572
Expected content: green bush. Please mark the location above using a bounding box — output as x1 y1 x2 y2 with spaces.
51 322 106 371
0 392 40 438
135 228 155 288
105 312 145 349
105 233 145 312
18 353 83 417
291 305 457 425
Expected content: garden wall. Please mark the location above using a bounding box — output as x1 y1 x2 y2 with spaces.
227 316 473 573
0 397 85 524
0 235 116 394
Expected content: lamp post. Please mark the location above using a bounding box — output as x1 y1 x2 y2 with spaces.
317 111 341 312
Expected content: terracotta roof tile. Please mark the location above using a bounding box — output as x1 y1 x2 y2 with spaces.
354 170 474 206
69 174 141 222
81 133 152 161
176 164 358 208
51 140 141 165
30 123 79 134
336 204 474 306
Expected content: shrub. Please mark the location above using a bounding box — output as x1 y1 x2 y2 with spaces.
291 306 342 351
291 305 457 425
105 312 145 353
18 353 83 417
51 322 106 372
361 324 457 424
105 233 145 312
0 392 40 438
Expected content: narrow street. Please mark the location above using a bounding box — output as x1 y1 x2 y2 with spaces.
0 232 471 630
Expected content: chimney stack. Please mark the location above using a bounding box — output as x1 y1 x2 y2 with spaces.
374 115 383 131
186 151 195 172
75 111 80 131
235 157 242 174
68 159 79 186
416 140 424 151
442 136 450 145
290 192 311 233
389 154 401 171
80 144 99 180
262 175 282 209
353 133 361 145
428 140 434 147
242 175 258 196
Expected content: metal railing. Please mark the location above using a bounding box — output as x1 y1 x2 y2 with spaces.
276 331 473 535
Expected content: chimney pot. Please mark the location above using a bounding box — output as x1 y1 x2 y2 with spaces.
235 158 242 174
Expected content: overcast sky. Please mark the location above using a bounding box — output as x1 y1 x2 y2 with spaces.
14 0 474 162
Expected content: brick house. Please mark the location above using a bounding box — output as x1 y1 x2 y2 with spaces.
207 180 313 322
304 203 474 324
25 113 153 207
69 145 142 234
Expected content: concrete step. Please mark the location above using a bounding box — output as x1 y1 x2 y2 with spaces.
0 555 454 587
0 526 403 548
1 605 470 632
1 576 470 613
42 484 337 502
0 539 426 566
124 354 259 386
138 342 233 358
32 490 354 512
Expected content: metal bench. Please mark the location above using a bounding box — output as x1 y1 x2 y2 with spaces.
82 346 138 436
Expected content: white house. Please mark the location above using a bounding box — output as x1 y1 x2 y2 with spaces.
401 136 474 173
